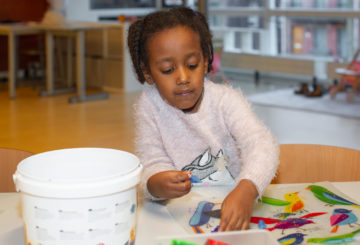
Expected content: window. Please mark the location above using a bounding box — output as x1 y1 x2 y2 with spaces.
275 0 354 9
209 0 360 62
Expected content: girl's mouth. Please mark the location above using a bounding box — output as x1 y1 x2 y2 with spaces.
176 90 193 96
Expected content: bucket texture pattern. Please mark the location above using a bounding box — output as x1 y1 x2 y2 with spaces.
13 148 142 245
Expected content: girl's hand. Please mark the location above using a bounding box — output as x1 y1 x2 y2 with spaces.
219 179 258 231
147 170 192 199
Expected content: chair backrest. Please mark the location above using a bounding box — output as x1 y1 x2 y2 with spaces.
0 148 33 192
272 144 360 184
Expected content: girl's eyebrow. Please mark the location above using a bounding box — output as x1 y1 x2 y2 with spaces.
186 52 200 59
187 50 201 56
155 57 173 65
155 52 200 65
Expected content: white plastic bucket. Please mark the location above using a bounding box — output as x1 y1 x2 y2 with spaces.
13 148 142 245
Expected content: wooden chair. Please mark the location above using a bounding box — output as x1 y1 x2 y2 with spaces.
272 144 360 184
0 148 33 192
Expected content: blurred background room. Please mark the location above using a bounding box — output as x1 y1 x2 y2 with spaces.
0 0 359 155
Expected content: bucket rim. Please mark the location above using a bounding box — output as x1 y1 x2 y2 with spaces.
15 147 140 183
13 147 143 198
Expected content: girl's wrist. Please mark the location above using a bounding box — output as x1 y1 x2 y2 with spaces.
235 179 258 200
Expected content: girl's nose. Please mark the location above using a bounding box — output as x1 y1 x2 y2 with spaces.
176 66 189 85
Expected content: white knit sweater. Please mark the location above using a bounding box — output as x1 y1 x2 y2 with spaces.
134 80 279 200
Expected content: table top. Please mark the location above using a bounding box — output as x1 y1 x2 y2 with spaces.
0 21 122 35
0 23 42 35
33 22 105 31
136 181 360 244
1 182 360 245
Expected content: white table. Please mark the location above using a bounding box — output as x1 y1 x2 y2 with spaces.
0 24 42 99
1 182 360 244
136 182 360 244
34 23 109 103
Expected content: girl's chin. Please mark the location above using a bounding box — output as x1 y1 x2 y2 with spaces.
180 103 199 113
178 97 202 113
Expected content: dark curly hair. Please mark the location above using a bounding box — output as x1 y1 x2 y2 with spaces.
127 7 214 84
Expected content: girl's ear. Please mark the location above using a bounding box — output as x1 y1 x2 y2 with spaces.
141 66 154 85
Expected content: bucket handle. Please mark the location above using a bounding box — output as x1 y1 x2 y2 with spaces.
13 173 20 192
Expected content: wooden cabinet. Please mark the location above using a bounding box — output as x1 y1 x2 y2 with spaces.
84 24 125 91
57 22 141 92
103 58 125 91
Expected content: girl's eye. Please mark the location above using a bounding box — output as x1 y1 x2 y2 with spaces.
161 68 174 74
188 64 198 70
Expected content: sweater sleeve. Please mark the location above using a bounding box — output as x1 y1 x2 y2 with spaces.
222 86 279 197
134 93 176 200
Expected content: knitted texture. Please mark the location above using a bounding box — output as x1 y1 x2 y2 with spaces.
134 80 279 200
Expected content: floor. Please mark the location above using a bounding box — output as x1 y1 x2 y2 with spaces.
0 80 137 154
1 72 359 155
224 71 360 150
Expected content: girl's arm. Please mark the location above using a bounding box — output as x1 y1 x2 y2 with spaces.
134 93 192 200
220 86 279 230
224 87 279 199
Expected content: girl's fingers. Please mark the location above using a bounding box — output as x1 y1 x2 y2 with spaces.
167 178 191 196
234 216 247 230
225 214 239 231
220 212 249 231
218 218 225 232
173 171 191 182
219 210 231 231
167 184 191 198
241 220 249 230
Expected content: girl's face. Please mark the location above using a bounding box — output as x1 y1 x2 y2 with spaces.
144 26 208 113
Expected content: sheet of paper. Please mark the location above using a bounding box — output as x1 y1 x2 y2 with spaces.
166 182 360 244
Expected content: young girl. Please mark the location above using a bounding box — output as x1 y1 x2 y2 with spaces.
127 7 279 231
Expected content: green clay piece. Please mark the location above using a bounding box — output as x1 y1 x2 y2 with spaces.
170 239 200 245
260 196 291 206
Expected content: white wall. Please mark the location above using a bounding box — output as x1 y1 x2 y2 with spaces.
65 0 155 22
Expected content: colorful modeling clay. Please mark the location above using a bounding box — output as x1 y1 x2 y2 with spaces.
205 238 231 245
169 239 199 245
190 175 202 183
